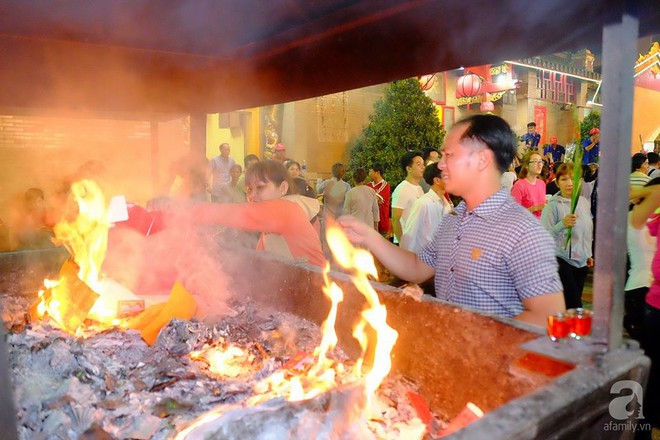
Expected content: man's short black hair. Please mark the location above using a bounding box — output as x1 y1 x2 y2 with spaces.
400 150 422 173
422 147 439 162
647 152 659 166
456 114 516 173
370 163 385 175
632 153 648 173
527 122 536 128
423 163 442 186
331 162 344 178
353 168 368 184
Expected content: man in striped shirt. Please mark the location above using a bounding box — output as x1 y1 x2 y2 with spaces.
339 115 565 326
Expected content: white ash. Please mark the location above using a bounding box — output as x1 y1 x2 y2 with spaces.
3 296 432 439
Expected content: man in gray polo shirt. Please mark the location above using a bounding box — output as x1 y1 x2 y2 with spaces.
338 114 565 326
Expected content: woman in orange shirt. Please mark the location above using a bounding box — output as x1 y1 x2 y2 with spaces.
191 160 325 267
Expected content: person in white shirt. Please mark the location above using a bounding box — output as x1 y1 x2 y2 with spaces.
501 161 517 193
420 147 441 193
401 163 453 253
210 143 236 202
391 151 425 243
648 152 660 179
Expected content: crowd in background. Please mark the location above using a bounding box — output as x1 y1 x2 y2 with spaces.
4 115 660 431
3 123 659 335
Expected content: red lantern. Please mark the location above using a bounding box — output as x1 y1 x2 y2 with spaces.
456 73 482 98
480 101 494 112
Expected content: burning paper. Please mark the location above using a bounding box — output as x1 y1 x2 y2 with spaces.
178 225 407 438
31 178 191 338
29 259 99 331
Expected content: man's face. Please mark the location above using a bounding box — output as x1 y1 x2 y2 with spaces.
368 169 377 181
550 136 558 146
527 125 536 134
220 144 230 158
427 151 440 164
438 124 481 196
275 149 286 159
408 156 425 180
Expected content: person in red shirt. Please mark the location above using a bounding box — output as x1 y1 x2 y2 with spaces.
367 163 392 239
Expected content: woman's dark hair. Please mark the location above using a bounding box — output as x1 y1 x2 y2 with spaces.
243 154 259 168
286 160 300 170
632 153 648 173
24 187 45 203
555 163 573 180
456 114 516 173
246 160 290 187
289 177 316 198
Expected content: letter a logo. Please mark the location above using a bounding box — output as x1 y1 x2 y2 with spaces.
609 380 644 420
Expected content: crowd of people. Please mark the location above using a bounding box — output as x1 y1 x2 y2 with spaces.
3 114 660 432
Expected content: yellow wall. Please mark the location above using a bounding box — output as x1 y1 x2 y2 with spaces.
632 86 660 153
205 113 245 165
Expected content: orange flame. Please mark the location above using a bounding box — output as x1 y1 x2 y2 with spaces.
179 225 399 437
54 179 108 292
325 226 398 405
35 179 131 331
190 342 249 378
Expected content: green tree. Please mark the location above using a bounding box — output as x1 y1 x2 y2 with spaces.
348 78 445 186
578 111 600 144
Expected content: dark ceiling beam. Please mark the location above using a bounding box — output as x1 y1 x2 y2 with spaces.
0 0 657 115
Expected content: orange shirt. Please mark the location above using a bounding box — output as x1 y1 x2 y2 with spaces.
192 199 325 267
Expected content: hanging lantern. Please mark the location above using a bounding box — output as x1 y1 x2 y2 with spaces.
480 101 495 112
456 73 482 98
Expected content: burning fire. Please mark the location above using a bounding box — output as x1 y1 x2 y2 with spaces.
54 179 108 292
178 225 400 437
32 179 140 332
190 341 251 378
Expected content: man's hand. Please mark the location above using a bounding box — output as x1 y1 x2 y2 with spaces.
337 215 378 246
338 215 435 283
586 257 594 268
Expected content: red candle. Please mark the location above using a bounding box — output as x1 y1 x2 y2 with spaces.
547 313 570 341
573 309 593 337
